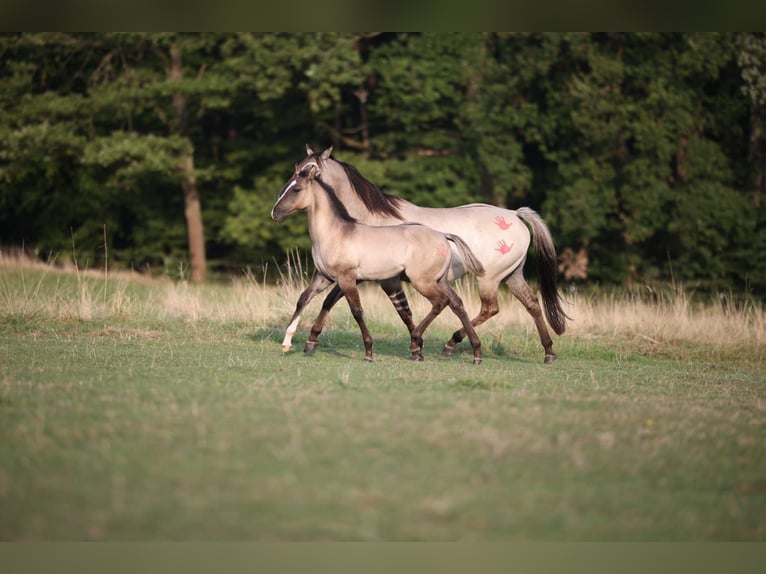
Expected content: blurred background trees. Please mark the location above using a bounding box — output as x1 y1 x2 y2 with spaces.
1 32 763 296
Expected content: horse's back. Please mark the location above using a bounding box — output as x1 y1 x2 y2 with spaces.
394 203 531 279
357 223 450 281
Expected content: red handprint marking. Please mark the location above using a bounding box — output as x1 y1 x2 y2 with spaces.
494 215 512 230
495 240 513 255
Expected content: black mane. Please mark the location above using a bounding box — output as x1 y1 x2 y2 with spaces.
338 161 404 220
316 177 358 223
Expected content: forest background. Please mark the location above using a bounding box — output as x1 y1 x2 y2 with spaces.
1 32 764 297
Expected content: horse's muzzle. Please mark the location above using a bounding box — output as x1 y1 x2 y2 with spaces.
271 208 285 222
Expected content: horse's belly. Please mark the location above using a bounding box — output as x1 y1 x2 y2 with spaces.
356 257 405 281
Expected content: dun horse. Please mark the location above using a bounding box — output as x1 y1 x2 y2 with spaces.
271 155 485 364
288 146 570 364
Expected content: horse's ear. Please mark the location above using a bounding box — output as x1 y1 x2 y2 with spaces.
307 164 319 179
320 146 333 161
306 144 314 156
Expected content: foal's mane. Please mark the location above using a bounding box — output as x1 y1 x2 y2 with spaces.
315 177 358 224
336 160 404 220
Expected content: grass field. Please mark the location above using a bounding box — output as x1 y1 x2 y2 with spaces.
1 253 765 540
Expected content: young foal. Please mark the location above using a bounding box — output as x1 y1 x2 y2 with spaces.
271 160 485 364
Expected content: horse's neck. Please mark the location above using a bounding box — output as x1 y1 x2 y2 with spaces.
306 189 346 247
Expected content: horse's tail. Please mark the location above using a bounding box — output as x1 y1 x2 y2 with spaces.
515 207 570 335
444 233 485 278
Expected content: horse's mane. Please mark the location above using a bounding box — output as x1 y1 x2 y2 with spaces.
316 177 358 224
337 160 404 220
304 150 403 219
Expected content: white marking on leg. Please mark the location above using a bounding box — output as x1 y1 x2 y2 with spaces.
282 315 301 350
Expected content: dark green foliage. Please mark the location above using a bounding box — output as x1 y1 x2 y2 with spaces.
1 33 764 295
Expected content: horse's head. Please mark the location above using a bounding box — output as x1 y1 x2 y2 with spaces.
270 149 327 222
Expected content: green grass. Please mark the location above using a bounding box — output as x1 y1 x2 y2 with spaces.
1 259 765 540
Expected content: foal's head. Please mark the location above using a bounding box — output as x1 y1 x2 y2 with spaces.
271 146 356 223
270 149 325 222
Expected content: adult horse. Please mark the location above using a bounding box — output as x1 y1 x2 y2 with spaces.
287 146 569 364
271 156 486 364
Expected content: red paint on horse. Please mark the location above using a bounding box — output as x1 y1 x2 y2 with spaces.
494 215 512 230
496 240 513 255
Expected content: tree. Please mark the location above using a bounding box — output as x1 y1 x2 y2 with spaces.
738 32 766 208
1 33 764 296
81 33 228 283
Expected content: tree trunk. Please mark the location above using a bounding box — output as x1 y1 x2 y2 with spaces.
170 41 207 283
749 101 764 209
180 152 206 283
353 85 370 157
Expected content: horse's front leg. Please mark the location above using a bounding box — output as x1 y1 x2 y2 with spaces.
305 284 345 353
337 276 374 362
281 273 332 352
379 277 416 335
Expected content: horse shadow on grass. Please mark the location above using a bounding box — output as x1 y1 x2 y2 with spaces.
247 327 528 363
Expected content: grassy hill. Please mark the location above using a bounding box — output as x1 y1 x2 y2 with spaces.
1 254 764 540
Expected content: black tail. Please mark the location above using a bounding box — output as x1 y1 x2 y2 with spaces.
516 207 570 334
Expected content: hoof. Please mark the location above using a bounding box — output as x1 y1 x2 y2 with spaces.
441 343 456 357
364 356 374 363
544 354 557 364
281 345 292 353
473 357 483 366
411 353 424 362
303 341 319 353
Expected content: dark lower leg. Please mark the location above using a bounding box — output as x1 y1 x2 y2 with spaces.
445 287 482 365
506 275 556 363
410 298 447 361
305 284 345 352
443 291 499 355
380 279 416 334
341 283 374 361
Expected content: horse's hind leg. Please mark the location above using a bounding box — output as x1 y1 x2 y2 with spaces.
305 284 344 353
409 294 448 361
505 270 556 363
403 279 445 361
282 273 332 352
441 281 482 365
442 281 500 356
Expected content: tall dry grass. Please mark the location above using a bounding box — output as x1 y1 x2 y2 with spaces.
0 250 302 325
1 251 764 355
398 276 766 354
564 286 765 352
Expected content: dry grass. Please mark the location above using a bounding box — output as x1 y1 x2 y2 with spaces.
565 287 765 351
401 277 765 358
1 251 764 356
